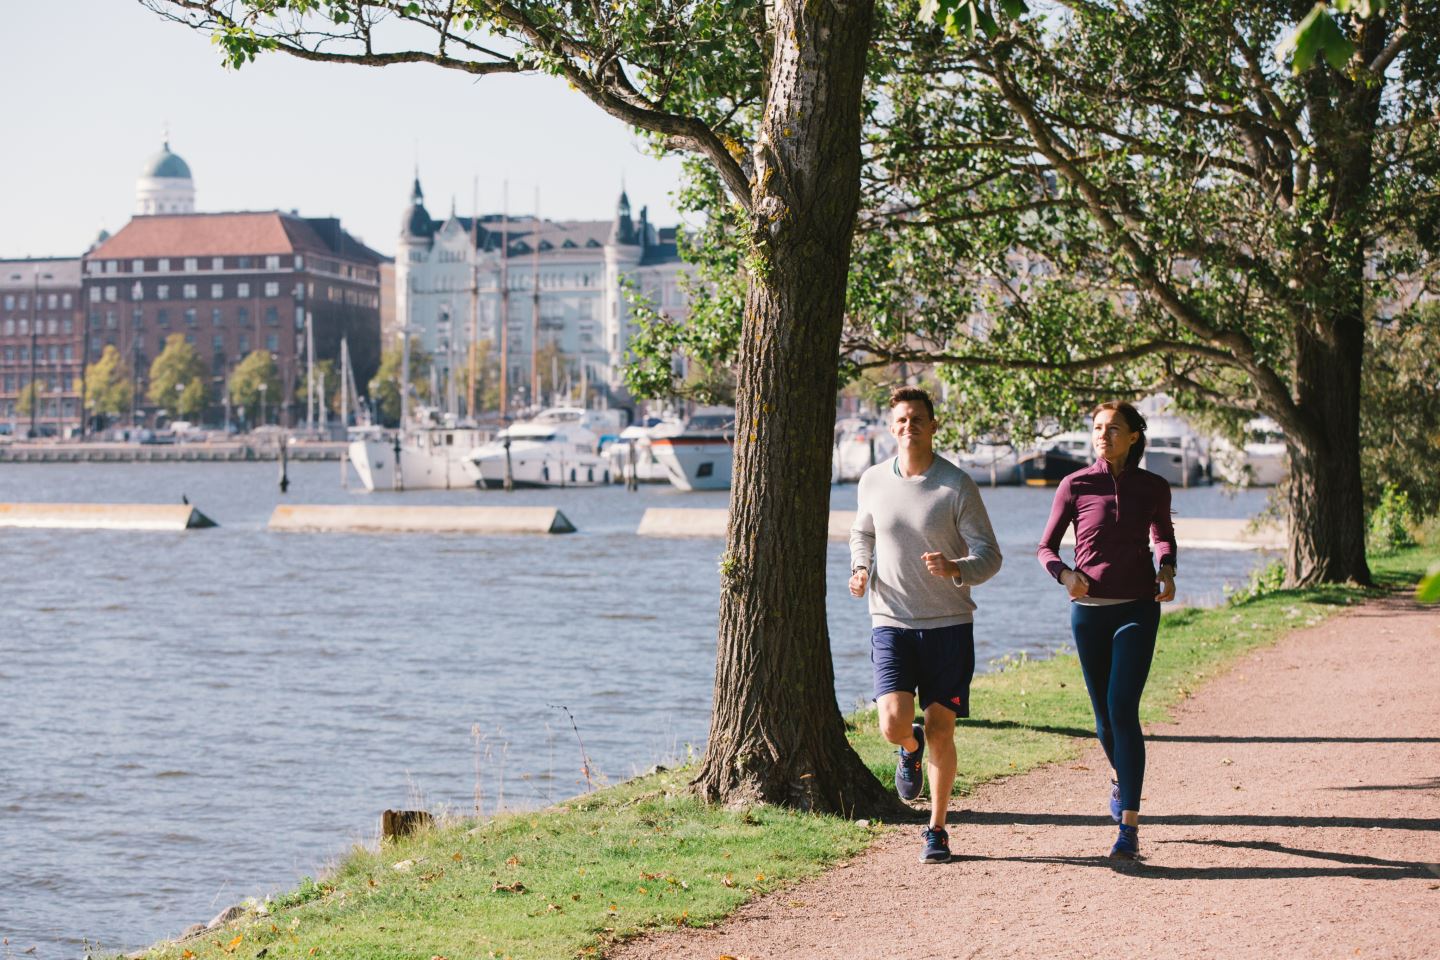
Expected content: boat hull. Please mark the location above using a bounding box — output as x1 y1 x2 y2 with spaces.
651 437 733 491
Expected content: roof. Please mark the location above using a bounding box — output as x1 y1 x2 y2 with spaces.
0 258 82 288
87 212 384 264
141 143 192 180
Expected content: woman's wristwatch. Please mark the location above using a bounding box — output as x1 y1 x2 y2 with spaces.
1159 564 1177 578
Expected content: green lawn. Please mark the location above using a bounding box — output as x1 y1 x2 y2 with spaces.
132 542 1437 960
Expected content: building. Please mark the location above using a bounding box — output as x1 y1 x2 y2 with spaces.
396 177 693 409
83 210 385 427
135 141 197 215
0 258 85 434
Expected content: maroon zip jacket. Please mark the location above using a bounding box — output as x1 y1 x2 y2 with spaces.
1036 458 1177 600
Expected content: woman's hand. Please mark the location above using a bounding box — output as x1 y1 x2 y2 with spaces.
849 568 869 598
1155 567 1176 602
1061 569 1090 599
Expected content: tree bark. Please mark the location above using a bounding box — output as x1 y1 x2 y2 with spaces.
692 0 900 817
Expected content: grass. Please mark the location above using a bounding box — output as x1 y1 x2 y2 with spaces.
130 540 1438 960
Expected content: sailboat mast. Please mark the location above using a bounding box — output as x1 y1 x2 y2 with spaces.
499 184 510 422
530 187 541 411
469 176 480 421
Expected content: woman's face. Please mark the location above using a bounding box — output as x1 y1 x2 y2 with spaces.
1092 409 1139 465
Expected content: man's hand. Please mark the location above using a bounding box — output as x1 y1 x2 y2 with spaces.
849 568 869 598
923 551 961 579
1061 569 1090 599
1155 567 1176 602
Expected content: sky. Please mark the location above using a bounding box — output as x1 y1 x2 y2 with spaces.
0 1 686 261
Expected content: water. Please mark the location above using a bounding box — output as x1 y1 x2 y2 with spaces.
0 463 1272 955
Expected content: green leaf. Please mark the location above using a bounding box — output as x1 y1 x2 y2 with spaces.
998 0 1030 18
1417 564 1440 603
1276 5 1354 74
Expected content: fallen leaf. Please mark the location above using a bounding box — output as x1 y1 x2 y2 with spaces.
452 852 464 862
223 935 243 954
721 874 735 888
1221 758 1234 766
491 881 526 894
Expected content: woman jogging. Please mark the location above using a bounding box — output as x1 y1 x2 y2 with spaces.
1036 401 1176 859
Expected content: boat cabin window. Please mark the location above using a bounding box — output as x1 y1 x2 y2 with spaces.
689 415 733 431
697 462 715 478
445 433 454 446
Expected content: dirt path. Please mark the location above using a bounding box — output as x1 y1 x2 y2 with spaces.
613 598 1440 960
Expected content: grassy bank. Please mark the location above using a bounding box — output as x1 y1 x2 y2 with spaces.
133 543 1438 960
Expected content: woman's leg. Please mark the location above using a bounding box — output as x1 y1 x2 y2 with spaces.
1107 601 1161 819
1070 604 1117 770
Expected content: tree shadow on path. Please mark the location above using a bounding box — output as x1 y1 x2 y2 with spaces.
948 811 1440 832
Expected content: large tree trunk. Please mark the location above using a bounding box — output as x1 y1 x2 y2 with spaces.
1285 322 1372 587
692 0 899 817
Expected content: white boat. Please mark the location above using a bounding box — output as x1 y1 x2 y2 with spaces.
608 415 684 484
1142 417 1211 487
1212 417 1286 486
832 418 897 483
951 442 1022 486
650 407 735 491
347 410 493 491
463 407 614 488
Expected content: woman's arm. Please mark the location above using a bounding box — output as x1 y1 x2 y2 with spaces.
1037 478 1077 583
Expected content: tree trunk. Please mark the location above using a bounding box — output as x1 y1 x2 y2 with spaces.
692 0 899 817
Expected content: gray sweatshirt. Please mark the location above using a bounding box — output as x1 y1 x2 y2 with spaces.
849 455 1003 629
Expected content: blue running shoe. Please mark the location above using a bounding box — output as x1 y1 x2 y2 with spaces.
1109 824 1139 860
895 723 925 800
920 826 951 864
1109 780 1123 823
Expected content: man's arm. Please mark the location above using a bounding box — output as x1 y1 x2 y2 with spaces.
948 475 1003 587
849 475 876 598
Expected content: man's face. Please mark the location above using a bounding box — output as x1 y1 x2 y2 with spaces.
890 400 937 452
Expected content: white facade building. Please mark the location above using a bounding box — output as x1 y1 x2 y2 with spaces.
395 177 692 405
134 141 196 215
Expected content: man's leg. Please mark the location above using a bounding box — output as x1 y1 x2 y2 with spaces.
876 691 919 750
923 702 958 829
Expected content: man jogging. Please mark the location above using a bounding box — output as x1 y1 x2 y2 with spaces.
849 387 1003 863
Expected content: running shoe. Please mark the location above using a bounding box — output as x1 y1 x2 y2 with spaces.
1109 824 1139 860
895 723 925 800
1109 780 1123 823
920 826 951 864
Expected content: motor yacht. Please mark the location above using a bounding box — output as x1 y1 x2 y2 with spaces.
1142 416 1211 486
463 407 614 489
1017 432 1091 485
832 418 897 483
650 407 735 491
1212 417 1286 486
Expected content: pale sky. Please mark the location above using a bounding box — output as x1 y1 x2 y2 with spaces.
0 1 686 260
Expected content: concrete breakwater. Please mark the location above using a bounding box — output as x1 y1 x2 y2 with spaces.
0 440 345 462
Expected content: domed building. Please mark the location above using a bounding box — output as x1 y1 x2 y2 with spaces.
135 141 196 215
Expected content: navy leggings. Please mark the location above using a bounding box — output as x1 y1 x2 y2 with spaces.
1070 599 1160 813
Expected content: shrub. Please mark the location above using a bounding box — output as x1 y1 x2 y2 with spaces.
1367 484 1417 554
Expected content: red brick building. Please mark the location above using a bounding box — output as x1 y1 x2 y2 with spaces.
83 211 385 427
0 257 85 436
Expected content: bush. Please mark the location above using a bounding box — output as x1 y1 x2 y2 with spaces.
1367 484 1417 554
1228 559 1286 605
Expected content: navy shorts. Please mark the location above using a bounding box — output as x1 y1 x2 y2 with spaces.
871 623 975 717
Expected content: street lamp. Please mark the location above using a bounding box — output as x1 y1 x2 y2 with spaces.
258 381 268 428
175 381 184 426
28 267 52 439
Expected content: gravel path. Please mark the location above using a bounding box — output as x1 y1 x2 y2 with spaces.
612 598 1440 960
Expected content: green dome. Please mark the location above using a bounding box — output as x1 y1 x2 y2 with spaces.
142 142 193 180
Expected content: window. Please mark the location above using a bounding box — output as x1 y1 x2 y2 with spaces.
239 333 250 354
61 293 71 309
264 282 279 297
62 318 72 334
17 294 26 309
89 287 101 303
63 345 73 361
237 282 250 298
47 294 58 309
212 307 223 326
131 282 144 301
294 255 303 269
184 309 197 327
211 283 224 299
157 309 169 328
2 319 11 334
237 307 250 326
105 310 116 330
132 259 145 273
19 346 27 361
131 309 143 330
86 261 100 275
48 319 58 335
2 295 11 309
264 306 279 326
182 284 197 300
105 260 118 274
18 319 27 335
156 285 170 301
158 258 170 272
265 255 281 270
104 286 117 303
3 347 11 361
294 306 304 330
265 333 279 352
184 258 199 272
237 256 252 269
49 345 60 361
185 333 196 345
211 257 224 271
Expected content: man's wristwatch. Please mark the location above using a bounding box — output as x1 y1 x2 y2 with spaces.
851 564 868 575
